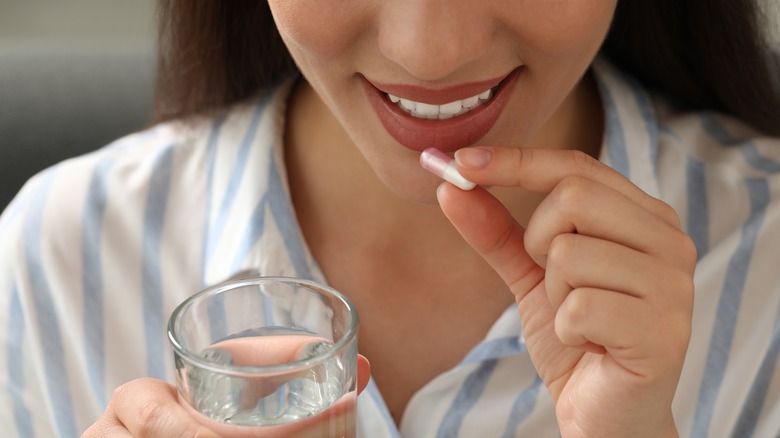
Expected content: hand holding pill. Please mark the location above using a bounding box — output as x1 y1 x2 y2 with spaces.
432 145 695 438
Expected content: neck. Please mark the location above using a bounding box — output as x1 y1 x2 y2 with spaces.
528 71 604 159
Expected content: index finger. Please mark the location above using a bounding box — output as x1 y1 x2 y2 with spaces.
211 335 330 366
454 147 679 227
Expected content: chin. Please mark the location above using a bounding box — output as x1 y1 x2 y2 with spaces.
372 163 444 205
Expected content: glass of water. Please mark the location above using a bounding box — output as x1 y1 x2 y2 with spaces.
168 276 360 437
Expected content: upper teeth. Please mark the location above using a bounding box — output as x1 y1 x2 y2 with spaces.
388 88 494 120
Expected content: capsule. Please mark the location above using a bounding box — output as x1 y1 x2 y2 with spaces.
419 148 476 190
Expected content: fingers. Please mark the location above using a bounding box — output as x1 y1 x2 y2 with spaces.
216 336 370 396
454 146 696 271
436 183 545 298
454 146 681 228
543 232 693 376
213 337 370 410
554 287 690 375
438 145 695 367
525 175 694 268
544 233 693 310
213 335 329 366
554 287 646 350
109 378 221 438
82 408 133 438
84 356 368 438
357 354 371 395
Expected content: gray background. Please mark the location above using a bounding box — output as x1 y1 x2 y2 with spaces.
0 0 156 212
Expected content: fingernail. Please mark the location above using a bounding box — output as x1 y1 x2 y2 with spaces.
455 147 492 169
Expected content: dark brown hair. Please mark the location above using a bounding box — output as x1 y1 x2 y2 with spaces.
154 0 780 135
602 0 780 135
154 2 296 122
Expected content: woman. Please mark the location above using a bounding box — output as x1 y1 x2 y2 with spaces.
2 1 779 436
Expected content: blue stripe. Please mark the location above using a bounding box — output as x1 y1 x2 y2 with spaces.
686 157 709 259
229 194 268 272
625 74 659 177
202 101 270 337
205 291 228 343
593 74 630 178
742 143 780 174
437 359 499 438
200 114 227 286
23 169 78 437
141 145 175 379
207 100 269 269
198 116 228 341
700 114 780 173
732 298 780 437
228 194 276 324
81 159 113 408
659 125 681 142
699 114 737 145
365 379 400 437
501 375 543 438
692 178 770 437
7 284 34 438
462 336 524 365
267 148 315 280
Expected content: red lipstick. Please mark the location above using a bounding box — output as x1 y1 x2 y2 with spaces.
363 68 521 153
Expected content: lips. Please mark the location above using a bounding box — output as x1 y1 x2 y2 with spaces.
363 68 521 153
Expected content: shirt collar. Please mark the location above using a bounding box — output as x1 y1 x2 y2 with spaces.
592 58 662 199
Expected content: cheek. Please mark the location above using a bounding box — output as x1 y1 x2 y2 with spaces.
502 1 617 59
267 0 368 60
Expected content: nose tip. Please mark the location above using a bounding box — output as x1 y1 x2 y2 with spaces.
378 3 492 81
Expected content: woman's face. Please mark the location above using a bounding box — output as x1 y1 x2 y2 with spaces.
267 1 617 200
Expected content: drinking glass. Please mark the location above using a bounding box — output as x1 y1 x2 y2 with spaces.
168 276 360 437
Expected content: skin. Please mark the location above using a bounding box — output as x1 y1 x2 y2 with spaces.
86 1 695 436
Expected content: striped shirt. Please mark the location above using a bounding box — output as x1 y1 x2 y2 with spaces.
2 59 779 437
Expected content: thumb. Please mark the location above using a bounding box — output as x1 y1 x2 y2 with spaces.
438 183 588 401
436 183 544 300
357 355 371 395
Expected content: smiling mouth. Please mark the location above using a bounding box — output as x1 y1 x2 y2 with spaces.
363 67 521 153
387 85 498 120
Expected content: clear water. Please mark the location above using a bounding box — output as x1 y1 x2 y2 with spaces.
186 328 346 426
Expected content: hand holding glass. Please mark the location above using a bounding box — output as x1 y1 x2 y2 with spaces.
168 276 360 437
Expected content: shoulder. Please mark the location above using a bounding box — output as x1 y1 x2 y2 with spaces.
2 82 290 220
651 101 780 438
0 83 290 278
592 57 780 183
0 120 191 297
650 96 780 235
647 92 780 298
593 58 780 269
653 98 780 180
0 118 199 241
